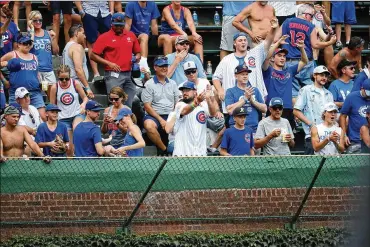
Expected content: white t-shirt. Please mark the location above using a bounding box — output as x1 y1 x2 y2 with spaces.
213 42 267 113
172 101 209 156
314 123 342 155
19 105 42 129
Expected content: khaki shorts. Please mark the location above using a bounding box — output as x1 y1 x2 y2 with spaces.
40 71 57 85
220 16 252 52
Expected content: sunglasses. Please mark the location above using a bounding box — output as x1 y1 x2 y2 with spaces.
304 13 314 18
32 19 43 23
178 42 190 46
29 112 36 124
109 97 120 102
59 77 70 81
1 15 8 19
21 41 33 46
272 106 283 111
185 69 197 75
347 66 355 70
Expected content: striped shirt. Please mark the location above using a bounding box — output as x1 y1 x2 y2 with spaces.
82 1 111 18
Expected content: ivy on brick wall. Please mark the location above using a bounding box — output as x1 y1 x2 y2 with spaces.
0 227 352 247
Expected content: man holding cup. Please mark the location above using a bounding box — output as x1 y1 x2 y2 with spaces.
255 97 295 155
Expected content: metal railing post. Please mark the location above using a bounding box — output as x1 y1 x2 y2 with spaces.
122 158 168 233
285 157 327 229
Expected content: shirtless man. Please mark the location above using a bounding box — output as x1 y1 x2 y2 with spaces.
232 1 275 48
0 105 49 162
328 36 365 79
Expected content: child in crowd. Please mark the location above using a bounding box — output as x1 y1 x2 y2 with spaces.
35 104 69 157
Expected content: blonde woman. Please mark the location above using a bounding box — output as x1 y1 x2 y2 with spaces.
49 65 88 156
28 10 57 97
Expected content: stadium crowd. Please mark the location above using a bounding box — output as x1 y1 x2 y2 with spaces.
0 1 369 160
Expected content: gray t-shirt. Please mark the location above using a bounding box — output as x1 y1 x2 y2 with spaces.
255 117 294 155
141 76 180 115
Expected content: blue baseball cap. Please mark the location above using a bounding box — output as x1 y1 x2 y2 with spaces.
46 104 61 112
85 100 104 111
111 13 125 26
179 81 196 91
269 97 284 107
362 79 370 97
273 48 288 56
154 56 169 67
234 64 252 74
115 108 132 121
17 34 32 44
233 32 248 41
7 58 22 72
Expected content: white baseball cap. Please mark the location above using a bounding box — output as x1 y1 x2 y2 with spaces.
313 65 331 75
323 102 338 112
15 87 30 99
183 61 197 71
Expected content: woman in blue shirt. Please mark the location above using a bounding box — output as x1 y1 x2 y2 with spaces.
28 10 57 97
113 108 145 157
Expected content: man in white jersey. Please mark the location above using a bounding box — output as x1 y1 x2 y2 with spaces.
212 18 279 120
311 102 345 155
62 25 94 98
172 81 218 156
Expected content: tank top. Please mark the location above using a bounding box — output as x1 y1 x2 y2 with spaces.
314 123 342 155
9 51 39 95
56 79 81 119
361 125 370 154
62 41 89 81
107 105 126 148
32 30 53 72
161 5 186 35
124 130 143 157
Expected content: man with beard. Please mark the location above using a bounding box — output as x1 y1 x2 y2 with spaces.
172 81 217 156
232 1 275 48
339 79 370 154
311 102 345 155
360 106 370 153
293 66 334 155
328 59 356 109
91 13 141 108
0 105 47 162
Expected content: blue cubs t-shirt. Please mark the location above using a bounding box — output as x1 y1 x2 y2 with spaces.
340 91 370 143
0 21 18 57
35 122 69 157
221 126 254 156
31 30 53 72
328 79 353 105
263 64 299 109
73 122 102 157
281 17 315 60
351 71 369 92
125 1 161 35
225 84 264 132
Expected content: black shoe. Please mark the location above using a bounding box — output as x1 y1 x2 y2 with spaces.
157 148 168 156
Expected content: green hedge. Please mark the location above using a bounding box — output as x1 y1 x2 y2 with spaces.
1 228 352 247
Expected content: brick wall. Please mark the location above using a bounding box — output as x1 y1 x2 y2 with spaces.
0 187 366 239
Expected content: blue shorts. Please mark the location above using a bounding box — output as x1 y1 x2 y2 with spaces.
59 114 85 131
331 1 357 25
143 114 168 130
9 89 45 109
82 13 111 44
285 60 314 97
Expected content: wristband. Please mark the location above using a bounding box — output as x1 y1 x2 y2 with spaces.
189 102 195 110
79 10 85 16
85 86 90 90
